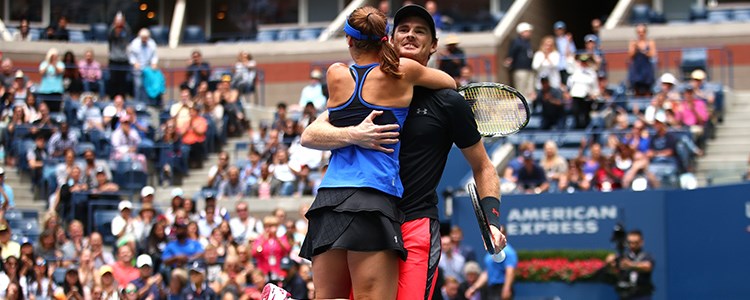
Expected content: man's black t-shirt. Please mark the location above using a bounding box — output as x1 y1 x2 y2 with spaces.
398 87 481 222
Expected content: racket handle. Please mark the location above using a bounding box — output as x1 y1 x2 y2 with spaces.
492 250 506 263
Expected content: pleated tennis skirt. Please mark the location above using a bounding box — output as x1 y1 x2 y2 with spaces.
300 187 407 261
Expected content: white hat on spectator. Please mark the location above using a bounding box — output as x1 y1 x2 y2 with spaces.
171 187 184 198
691 69 707 81
136 254 153 268
118 200 133 211
141 186 155 198
660 73 677 85
516 22 533 34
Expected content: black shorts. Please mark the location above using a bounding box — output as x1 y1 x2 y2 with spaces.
300 188 407 261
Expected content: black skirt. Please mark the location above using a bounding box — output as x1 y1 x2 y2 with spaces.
300 188 407 261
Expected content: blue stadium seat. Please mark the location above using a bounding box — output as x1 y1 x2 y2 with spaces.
689 5 708 22
630 4 652 24
733 9 750 22
558 131 587 148
53 268 67 285
90 23 109 41
256 29 278 42
149 25 170 45
649 10 667 24
680 48 708 80
37 94 64 112
69 30 86 43
21 210 40 220
276 28 299 41
94 210 120 246
183 25 207 44
526 115 543 130
298 28 322 41
4 210 23 221
707 10 732 23
557 147 580 160
74 142 96 156
29 28 41 41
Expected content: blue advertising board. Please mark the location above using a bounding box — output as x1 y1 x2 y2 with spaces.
448 183 750 300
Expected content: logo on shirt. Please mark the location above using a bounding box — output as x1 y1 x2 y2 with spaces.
415 108 428 115
394 236 399 244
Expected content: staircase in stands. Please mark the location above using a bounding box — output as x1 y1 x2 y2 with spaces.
695 90 750 185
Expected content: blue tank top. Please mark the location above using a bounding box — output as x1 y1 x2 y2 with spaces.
320 63 410 197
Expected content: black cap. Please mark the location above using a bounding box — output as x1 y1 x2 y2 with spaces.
393 4 436 40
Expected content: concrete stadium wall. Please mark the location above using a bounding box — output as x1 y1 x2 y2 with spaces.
449 182 750 300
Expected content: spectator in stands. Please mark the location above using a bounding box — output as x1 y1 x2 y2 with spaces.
208 151 230 189
568 54 600 129
198 205 222 237
111 200 139 246
593 156 625 192
77 92 104 132
38 48 65 95
171 85 194 128
438 35 467 79
232 51 258 103
163 220 204 268
466 226 517 300
449 226 476 263
108 13 131 99
252 216 290 279
218 166 243 202
42 25 56 40
99 265 119 299
628 24 657 97
516 150 549 194
553 21 576 85
92 167 120 193
216 74 246 137
583 34 607 78
88 232 115 269
269 147 297 196
20 256 56 298
185 50 211 93
648 118 679 166
51 165 87 217
229 201 262 245
644 92 668 126
0 255 20 295
183 199 199 222
506 22 535 98
0 58 15 89
689 69 715 106
48 121 78 158
12 18 33 41
441 276 460 300
82 148 110 183
536 76 565 129
103 94 127 130
53 16 70 41
34 229 60 261
457 65 477 87
110 245 139 288
0 222 20 259
533 36 562 91
179 105 208 168
111 115 147 170
425 1 444 30
541 141 569 193
501 141 534 191
0 168 14 210
459 261 484 300
32 103 54 132
27 133 48 187
129 254 162 299
156 120 184 185
63 51 84 97
204 91 225 138
183 262 219 299
128 28 159 102
298 69 327 112
79 49 106 99
66 220 87 256
78 250 97 289
440 235 466 283
133 202 156 242
675 86 709 141
164 188 185 224
124 106 150 140
656 72 680 102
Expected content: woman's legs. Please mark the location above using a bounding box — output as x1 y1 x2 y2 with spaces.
312 249 351 299
349 250 399 300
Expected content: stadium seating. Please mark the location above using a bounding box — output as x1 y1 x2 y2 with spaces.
149 25 170 45
298 28 322 41
630 4 652 24
689 5 708 22
89 23 109 41
707 10 732 23
183 25 207 44
69 30 87 43
276 28 299 41
256 29 278 42
93 209 120 246
680 48 708 80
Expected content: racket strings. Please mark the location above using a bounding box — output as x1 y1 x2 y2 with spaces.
464 86 528 136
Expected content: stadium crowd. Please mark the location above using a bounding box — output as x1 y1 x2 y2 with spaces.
0 2 734 300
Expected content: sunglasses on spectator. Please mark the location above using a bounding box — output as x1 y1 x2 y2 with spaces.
125 287 137 294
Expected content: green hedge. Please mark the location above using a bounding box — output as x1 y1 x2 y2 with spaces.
516 249 612 261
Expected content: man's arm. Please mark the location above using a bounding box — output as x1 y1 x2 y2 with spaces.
502 266 516 300
460 141 506 250
300 110 399 152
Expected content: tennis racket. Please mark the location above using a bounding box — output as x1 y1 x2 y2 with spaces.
468 182 506 262
458 82 530 137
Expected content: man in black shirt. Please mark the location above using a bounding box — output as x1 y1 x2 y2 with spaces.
605 230 655 300
506 22 535 98
301 5 504 300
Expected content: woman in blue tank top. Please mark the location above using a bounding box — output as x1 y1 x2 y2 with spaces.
297 6 456 300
